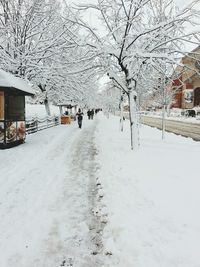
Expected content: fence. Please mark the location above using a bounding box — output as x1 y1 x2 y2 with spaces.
26 115 60 134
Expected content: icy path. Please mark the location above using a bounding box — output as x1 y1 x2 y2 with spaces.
0 118 106 267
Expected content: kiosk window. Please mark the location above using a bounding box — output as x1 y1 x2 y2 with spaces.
7 96 25 120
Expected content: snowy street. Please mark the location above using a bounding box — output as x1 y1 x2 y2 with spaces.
0 118 107 267
1 0 200 265
142 115 200 140
1 114 200 267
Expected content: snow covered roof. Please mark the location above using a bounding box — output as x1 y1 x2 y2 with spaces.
57 102 78 107
0 69 35 96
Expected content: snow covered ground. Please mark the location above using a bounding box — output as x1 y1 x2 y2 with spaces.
0 109 200 267
96 116 200 267
26 103 60 118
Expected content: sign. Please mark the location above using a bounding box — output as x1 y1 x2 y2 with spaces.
17 121 25 140
6 121 17 143
0 91 4 120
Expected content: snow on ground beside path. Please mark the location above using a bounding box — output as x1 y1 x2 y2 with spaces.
95 114 200 267
0 117 109 267
26 103 60 118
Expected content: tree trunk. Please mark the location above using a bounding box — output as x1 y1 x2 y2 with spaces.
120 95 124 132
44 99 51 116
167 103 171 117
128 90 139 150
162 104 166 140
59 106 63 115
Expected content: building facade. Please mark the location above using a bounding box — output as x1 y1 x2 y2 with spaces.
172 46 200 109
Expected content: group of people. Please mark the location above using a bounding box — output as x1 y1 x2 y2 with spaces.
76 108 101 129
87 109 94 120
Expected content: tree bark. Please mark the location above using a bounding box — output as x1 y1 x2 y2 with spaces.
128 90 139 150
59 106 63 116
120 95 124 132
44 99 51 116
162 104 166 140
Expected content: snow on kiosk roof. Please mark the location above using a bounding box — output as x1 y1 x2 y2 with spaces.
0 69 34 96
57 102 77 107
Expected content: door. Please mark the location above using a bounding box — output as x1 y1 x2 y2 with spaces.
194 88 200 106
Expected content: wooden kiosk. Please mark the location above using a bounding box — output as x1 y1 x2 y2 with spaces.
0 70 35 149
57 102 78 124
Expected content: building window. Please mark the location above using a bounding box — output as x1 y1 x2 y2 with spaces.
184 90 193 103
6 95 25 121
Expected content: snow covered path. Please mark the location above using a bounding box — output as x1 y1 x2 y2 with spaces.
1 113 200 267
0 118 106 267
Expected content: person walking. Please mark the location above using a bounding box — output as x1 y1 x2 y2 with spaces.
76 108 84 128
87 109 91 120
90 109 94 120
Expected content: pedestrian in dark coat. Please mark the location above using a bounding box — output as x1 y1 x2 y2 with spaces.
90 109 94 120
87 109 91 120
76 108 84 128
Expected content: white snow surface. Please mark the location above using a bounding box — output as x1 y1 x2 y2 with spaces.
96 115 200 267
0 110 200 267
26 103 60 118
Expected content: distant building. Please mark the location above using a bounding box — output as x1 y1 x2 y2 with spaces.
172 46 200 109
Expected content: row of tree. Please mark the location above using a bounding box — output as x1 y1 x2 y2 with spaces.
0 0 101 113
66 0 200 149
0 0 200 149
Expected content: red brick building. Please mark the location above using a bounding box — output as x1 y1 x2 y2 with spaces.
172 46 200 109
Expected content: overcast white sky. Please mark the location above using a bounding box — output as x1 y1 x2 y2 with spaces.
67 0 197 34
66 0 199 86
67 0 199 48
68 0 192 6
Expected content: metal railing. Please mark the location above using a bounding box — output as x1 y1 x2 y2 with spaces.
26 115 60 134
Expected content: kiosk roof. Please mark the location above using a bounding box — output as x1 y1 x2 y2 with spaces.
0 69 35 95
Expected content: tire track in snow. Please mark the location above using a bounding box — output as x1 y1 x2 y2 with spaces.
60 119 109 267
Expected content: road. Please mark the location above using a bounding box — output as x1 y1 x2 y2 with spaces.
141 116 200 140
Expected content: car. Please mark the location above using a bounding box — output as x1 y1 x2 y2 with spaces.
185 109 196 117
